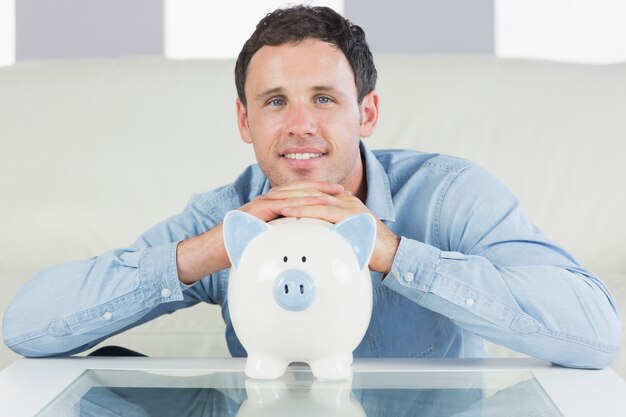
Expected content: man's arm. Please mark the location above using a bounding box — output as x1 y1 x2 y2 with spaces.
387 166 621 369
280 171 621 369
2 197 221 357
2 242 197 357
385 237 621 368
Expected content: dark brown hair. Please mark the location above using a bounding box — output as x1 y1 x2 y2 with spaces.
235 5 377 106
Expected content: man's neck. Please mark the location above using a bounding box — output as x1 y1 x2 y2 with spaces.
342 153 368 202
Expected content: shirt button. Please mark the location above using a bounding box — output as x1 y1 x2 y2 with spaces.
161 288 171 298
404 272 414 282
465 297 475 306
103 311 112 320
391 270 400 279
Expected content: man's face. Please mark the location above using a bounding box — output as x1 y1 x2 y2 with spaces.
236 39 378 193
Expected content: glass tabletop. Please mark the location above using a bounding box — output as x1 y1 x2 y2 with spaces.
36 366 563 416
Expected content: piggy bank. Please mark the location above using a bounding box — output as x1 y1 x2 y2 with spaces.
236 379 366 417
223 211 376 380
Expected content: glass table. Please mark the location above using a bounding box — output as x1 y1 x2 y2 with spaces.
1 357 624 416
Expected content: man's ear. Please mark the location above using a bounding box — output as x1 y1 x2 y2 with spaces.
236 97 253 144
359 90 379 138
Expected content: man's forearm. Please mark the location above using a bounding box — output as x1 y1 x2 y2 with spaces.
176 223 230 285
383 237 621 369
3 243 187 357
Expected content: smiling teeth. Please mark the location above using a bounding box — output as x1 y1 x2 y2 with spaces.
284 153 323 160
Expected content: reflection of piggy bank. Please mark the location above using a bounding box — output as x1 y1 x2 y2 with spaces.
236 379 366 417
223 211 376 380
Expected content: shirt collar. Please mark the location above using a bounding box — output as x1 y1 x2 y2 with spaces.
259 141 395 222
361 141 395 222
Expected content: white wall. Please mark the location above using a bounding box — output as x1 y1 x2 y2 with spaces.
0 0 15 66
496 0 626 63
165 0 344 59
2 1 626 65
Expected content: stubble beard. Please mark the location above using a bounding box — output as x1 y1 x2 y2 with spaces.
262 145 362 189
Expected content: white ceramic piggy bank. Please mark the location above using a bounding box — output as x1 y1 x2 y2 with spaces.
223 211 376 380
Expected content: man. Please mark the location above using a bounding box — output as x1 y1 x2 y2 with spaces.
3 6 621 368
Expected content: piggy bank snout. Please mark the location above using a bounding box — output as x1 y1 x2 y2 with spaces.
273 269 316 312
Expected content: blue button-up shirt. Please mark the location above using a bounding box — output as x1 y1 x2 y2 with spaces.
3 143 620 368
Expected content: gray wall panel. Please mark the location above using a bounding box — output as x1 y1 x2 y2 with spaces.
345 0 494 54
15 1 493 60
16 0 164 60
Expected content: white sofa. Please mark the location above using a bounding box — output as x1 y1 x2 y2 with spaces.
1 55 624 379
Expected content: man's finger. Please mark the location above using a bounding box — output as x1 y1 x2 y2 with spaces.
280 204 344 223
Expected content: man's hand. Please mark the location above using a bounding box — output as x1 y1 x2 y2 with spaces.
238 181 346 222
177 182 347 285
177 181 399 285
259 181 400 274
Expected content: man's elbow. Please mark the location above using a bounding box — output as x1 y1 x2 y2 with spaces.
3 328 93 359
3 317 56 358
591 322 621 370
554 347 620 371
555 315 622 370
2 301 84 358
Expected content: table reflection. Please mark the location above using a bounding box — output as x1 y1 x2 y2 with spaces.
36 367 562 417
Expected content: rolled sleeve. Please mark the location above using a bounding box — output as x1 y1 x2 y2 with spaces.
382 236 441 303
138 242 186 307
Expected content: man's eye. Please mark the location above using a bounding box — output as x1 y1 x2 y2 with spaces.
268 98 284 106
316 96 332 104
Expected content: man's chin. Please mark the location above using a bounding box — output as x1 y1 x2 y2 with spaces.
269 177 337 188
270 171 331 186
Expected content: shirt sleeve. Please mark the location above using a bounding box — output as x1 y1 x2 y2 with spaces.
2 198 219 357
382 165 621 369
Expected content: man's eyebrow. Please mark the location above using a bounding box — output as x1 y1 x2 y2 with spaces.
255 87 283 101
312 85 344 96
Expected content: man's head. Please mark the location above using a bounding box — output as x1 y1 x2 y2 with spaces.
234 6 379 195
235 5 377 107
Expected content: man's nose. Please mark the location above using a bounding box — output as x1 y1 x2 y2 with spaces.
286 104 318 137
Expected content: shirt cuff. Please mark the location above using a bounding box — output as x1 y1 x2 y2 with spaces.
382 236 441 303
138 242 186 307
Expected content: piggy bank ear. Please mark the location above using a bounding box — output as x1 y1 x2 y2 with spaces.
331 213 377 270
222 210 268 269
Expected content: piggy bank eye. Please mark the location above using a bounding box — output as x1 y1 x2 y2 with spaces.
301 256 306 263
283 256 288 263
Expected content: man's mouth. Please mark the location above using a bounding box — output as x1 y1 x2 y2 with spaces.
282 152 324 160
